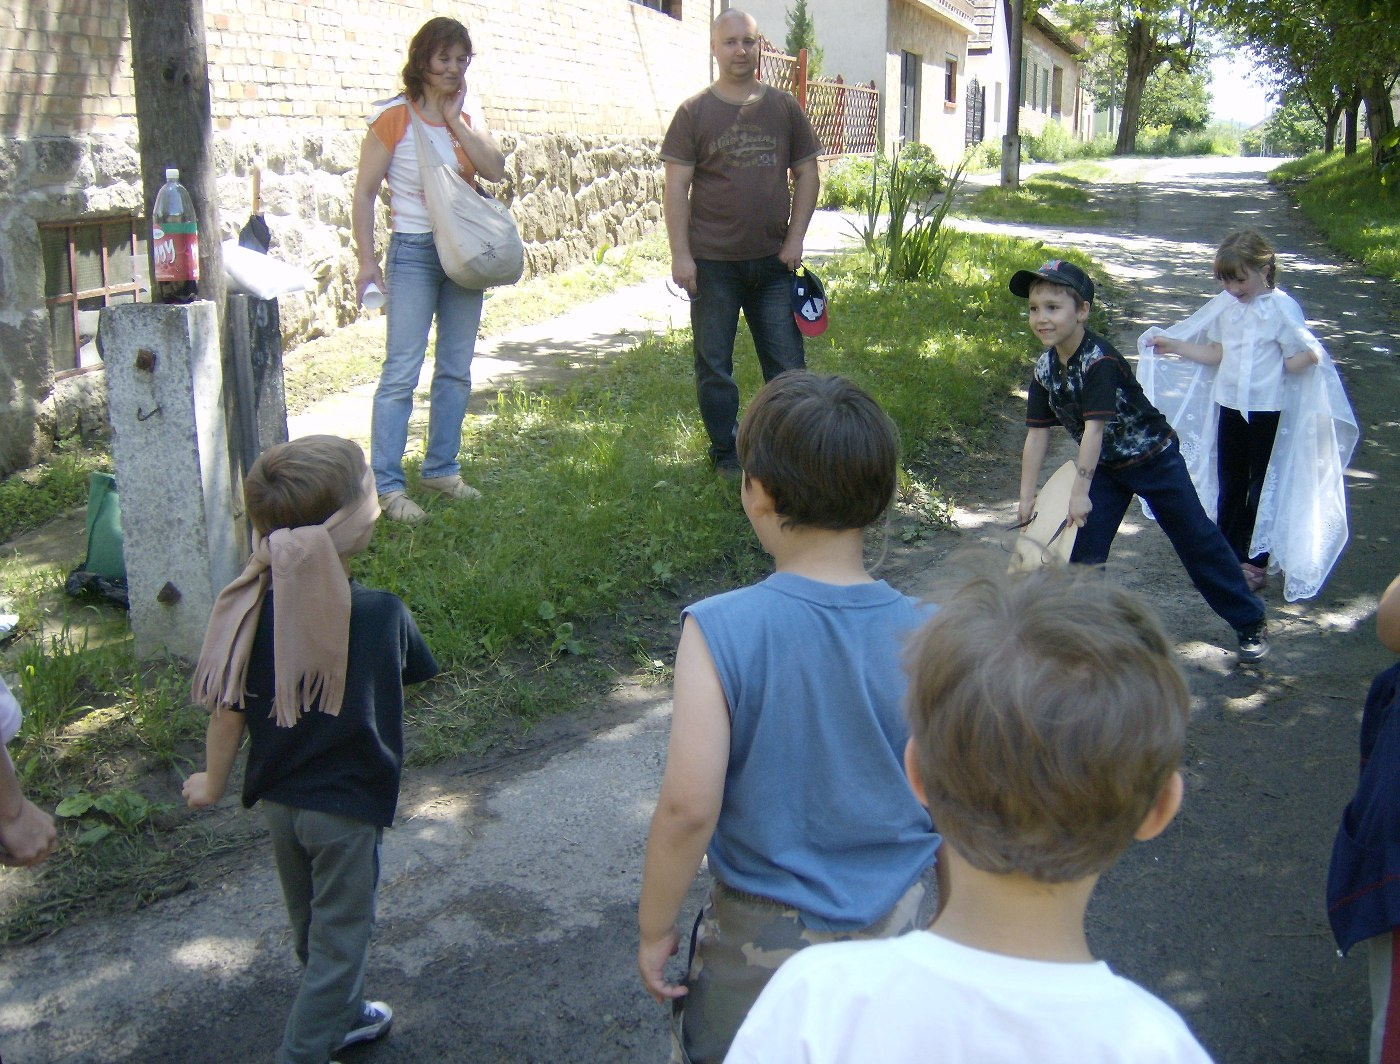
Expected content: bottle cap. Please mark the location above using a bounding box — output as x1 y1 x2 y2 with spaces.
165 167 179 180
361 283 385 310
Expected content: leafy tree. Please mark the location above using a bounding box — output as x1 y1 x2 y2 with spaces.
1240 90 1324 157
1142 67 1212 132
785 0 824 78
1057 0 1213 154
1207 0 1398 164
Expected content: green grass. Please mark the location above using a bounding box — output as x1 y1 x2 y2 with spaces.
1271 145 1400 283
957 170 1107 225
0 445 110 543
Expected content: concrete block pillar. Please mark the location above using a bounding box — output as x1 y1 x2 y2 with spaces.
100 301 242 661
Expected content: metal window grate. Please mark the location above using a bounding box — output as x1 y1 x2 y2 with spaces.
40 215 148 377
628 0 680 16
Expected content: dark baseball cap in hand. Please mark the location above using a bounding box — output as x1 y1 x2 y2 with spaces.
1009 259 1095 304
792 265 829 336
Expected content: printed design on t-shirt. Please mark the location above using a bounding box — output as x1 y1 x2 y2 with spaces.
716 124 780 169
1036 339 1169 465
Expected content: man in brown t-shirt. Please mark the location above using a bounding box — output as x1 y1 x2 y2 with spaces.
660 9 822 474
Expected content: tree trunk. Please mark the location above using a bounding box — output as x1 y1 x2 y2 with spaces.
127 0 224 322
1344 96 1360 156
1114 18 1155 155
1324 102 1342 154
1363 75 1396 166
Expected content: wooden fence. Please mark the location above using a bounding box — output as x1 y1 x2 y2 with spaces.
759 40 879 157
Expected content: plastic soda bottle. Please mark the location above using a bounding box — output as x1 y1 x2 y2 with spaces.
152 167 199 303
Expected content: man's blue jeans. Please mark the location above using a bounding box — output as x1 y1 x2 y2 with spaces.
371 232 484 496
1070 440 1265 632
691 256 805 464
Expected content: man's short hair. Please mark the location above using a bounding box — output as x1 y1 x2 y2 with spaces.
737 371 898 531
905 562 1190 883
244 435 368 535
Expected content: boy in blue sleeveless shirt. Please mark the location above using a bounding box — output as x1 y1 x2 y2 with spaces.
637 372 941 1063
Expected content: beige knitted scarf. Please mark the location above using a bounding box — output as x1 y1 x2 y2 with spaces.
191 466 379 726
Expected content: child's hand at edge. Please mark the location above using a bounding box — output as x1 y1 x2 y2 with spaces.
638 926 687 1003
0 798 57 866
182 772 223 809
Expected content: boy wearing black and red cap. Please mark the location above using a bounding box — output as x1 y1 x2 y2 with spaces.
1011 259 1269 663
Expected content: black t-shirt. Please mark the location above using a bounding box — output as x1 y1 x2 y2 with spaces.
1026 329 1174 470
234 581 438 827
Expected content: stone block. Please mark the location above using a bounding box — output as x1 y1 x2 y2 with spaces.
100 301 242 661
0 313 51 477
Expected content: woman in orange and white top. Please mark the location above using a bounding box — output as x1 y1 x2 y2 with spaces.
352 16 505 524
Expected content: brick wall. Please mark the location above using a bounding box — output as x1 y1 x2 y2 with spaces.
2 0 712 138
886 1 974 165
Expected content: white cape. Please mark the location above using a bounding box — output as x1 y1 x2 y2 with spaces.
1136 289 1358 602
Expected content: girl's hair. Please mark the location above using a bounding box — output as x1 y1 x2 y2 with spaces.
244 436 367 535
402 17 473 102
1214 229 1277 288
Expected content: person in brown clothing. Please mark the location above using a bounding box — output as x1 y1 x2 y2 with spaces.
660 8 822 474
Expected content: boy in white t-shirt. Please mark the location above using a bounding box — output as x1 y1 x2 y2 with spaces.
728 563 1214 1064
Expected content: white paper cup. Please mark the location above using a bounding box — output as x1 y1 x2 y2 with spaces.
362 283 385 310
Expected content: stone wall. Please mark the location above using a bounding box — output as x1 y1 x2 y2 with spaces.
0 0 705 477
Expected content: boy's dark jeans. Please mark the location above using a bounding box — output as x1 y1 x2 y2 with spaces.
1070 440 1265 632
690 256 805 464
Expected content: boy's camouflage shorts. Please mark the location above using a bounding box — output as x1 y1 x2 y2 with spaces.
669 877 926 1064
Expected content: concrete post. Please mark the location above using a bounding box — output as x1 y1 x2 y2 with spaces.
99 301 242 661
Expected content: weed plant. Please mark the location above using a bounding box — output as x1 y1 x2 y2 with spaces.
856 144 967 283
0 445 110 543
1271 144 1400 283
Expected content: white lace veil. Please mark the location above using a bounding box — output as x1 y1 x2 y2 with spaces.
1136 289 1358 601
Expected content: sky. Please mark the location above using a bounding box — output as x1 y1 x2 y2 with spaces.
1209 53 1275 125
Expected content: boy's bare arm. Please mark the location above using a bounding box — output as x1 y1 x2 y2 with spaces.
638 618 730 1002
1379 572 1400 653
183 710 247 808
1018 427 1051 526
1068 421 1106 526
0 754 56 867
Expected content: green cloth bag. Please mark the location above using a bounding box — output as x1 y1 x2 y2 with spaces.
83 472 126 581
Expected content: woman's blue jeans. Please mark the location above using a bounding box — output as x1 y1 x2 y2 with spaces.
691 256 805 464
371 232 484 495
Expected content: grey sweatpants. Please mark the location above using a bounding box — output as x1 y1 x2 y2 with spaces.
262 802 381 1064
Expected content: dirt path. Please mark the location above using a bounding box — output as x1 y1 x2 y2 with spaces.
2 157 1397 1063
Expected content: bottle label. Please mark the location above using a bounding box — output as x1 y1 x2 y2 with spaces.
153 222 199 283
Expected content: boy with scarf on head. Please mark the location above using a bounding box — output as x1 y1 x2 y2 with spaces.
184 435 437 1064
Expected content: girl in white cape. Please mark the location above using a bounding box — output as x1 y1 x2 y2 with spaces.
1138 230 1357 602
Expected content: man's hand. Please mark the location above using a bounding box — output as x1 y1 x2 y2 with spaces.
777 234 804 272
0 798 56 867
671 254 698 296
638 926 687 1003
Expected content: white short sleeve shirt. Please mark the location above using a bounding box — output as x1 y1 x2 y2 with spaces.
1207 289 1313 413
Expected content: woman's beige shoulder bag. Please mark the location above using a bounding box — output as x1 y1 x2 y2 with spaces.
408 103 524 290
